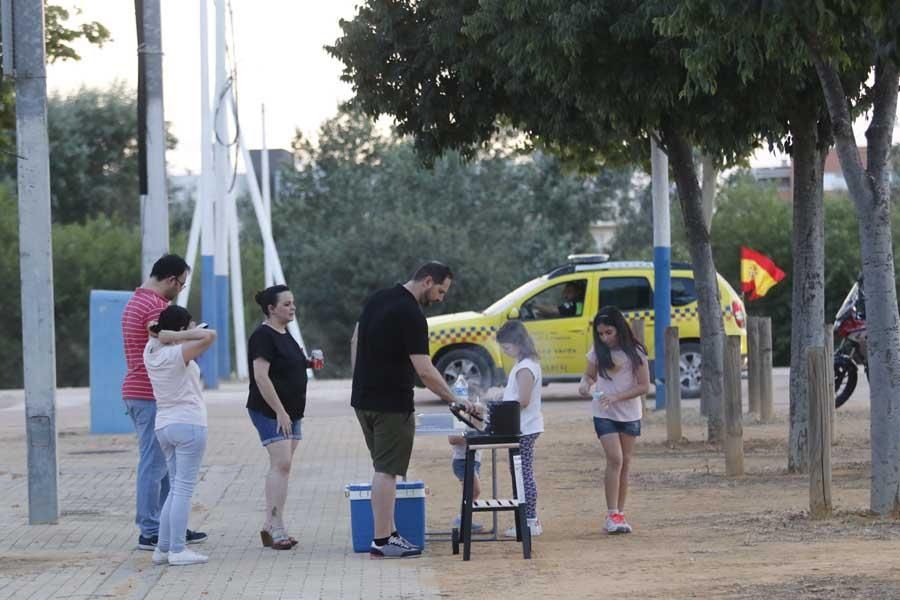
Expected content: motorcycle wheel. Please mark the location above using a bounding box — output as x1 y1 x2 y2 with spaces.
834 356 857 408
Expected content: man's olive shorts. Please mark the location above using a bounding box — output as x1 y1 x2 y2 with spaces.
354 408 416 477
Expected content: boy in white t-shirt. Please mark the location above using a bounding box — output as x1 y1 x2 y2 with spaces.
496 320 544 537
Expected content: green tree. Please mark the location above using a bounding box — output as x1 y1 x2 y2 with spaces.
609 184 692 263
1 83 177 224
658 0 872 475
52 218 143 385
0 3 111 163
0 185 154 388
0 185 21 388
330 0 791 441
275 110 624 376
660 0 900 515
46 84 142 224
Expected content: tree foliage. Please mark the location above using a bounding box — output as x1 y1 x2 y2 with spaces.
274 110 628 375
1 84 176 225
0 3 111 163
664 0 900 513
329 0 796 441
45 84 140 224
0 185 146 388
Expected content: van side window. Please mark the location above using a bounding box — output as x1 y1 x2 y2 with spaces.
671 277 698 306
520 280 587 321
598 277 653 311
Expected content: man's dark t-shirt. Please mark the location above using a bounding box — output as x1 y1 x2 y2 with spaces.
351 285 429 413
246 323 308 420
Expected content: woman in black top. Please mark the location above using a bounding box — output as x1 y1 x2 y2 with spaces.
246 285 317 550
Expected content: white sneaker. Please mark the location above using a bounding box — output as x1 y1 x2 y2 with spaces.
606 512 628 534
503 519 542 538
151 548 168 565
452 515 484 532
168 548 208 566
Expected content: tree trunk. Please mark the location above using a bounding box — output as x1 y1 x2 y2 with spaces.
811 51 900 514
700 154 716 231
787 103 826 474
663 125 725 443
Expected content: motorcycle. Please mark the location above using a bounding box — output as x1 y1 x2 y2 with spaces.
833 278 868 408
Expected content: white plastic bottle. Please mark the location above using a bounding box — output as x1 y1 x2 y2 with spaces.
452 374 469 402
451 375 469 429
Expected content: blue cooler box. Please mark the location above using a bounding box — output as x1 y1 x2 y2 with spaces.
346 480 426 552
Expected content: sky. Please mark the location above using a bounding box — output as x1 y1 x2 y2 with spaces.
45 1 889 175
47 1 362 174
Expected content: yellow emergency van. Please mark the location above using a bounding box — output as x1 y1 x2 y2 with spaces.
428 255 747 397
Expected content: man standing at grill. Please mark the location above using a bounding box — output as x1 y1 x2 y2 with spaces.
351 261 469 558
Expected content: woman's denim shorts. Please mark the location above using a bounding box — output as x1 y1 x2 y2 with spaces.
593 417 641 438
248 408 302 446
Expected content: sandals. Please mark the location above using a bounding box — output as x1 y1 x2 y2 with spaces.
260 527 298 550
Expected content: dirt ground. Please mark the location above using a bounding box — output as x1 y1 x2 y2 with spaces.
409 398 900 599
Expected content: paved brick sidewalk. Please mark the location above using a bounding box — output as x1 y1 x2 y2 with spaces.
0 380 442 600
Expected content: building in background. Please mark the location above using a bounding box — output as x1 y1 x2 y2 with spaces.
249 149 295 201
751 162 793 200
750 146 870 201
168 148 294 205
590 220 618 251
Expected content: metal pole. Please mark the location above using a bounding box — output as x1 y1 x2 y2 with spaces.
651 136 671 411
176 191 201 307
198 0 218 387
236 118 310 365
261 104 274 287
228 188 249 379
139 0 168 280
12 0 59 524
213 0 231 379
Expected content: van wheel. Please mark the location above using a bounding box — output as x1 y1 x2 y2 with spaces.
679 342 702 399
436 349 493 391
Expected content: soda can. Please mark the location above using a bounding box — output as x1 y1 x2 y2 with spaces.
311 349 324 370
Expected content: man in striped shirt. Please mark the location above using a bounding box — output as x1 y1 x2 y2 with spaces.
122 254 207 550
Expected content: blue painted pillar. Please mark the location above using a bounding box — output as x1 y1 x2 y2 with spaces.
651 137 671 411
89 290 135 434
216 273 230 378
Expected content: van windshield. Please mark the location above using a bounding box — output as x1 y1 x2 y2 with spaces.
483 277 548 315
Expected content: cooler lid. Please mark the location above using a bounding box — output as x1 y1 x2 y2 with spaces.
345 480 426 500
345 480 424 492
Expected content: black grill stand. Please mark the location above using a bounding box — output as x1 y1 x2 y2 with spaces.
452 432 531 560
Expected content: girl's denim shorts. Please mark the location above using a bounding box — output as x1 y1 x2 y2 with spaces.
593 417 641 437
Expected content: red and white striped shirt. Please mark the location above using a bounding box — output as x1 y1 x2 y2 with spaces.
121 288 169 400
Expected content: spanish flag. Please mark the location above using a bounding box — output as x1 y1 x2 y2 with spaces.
741 246 786 301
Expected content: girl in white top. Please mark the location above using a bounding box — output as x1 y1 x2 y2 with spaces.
144 305 216 566
496 320 544 537
578 306 650 536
